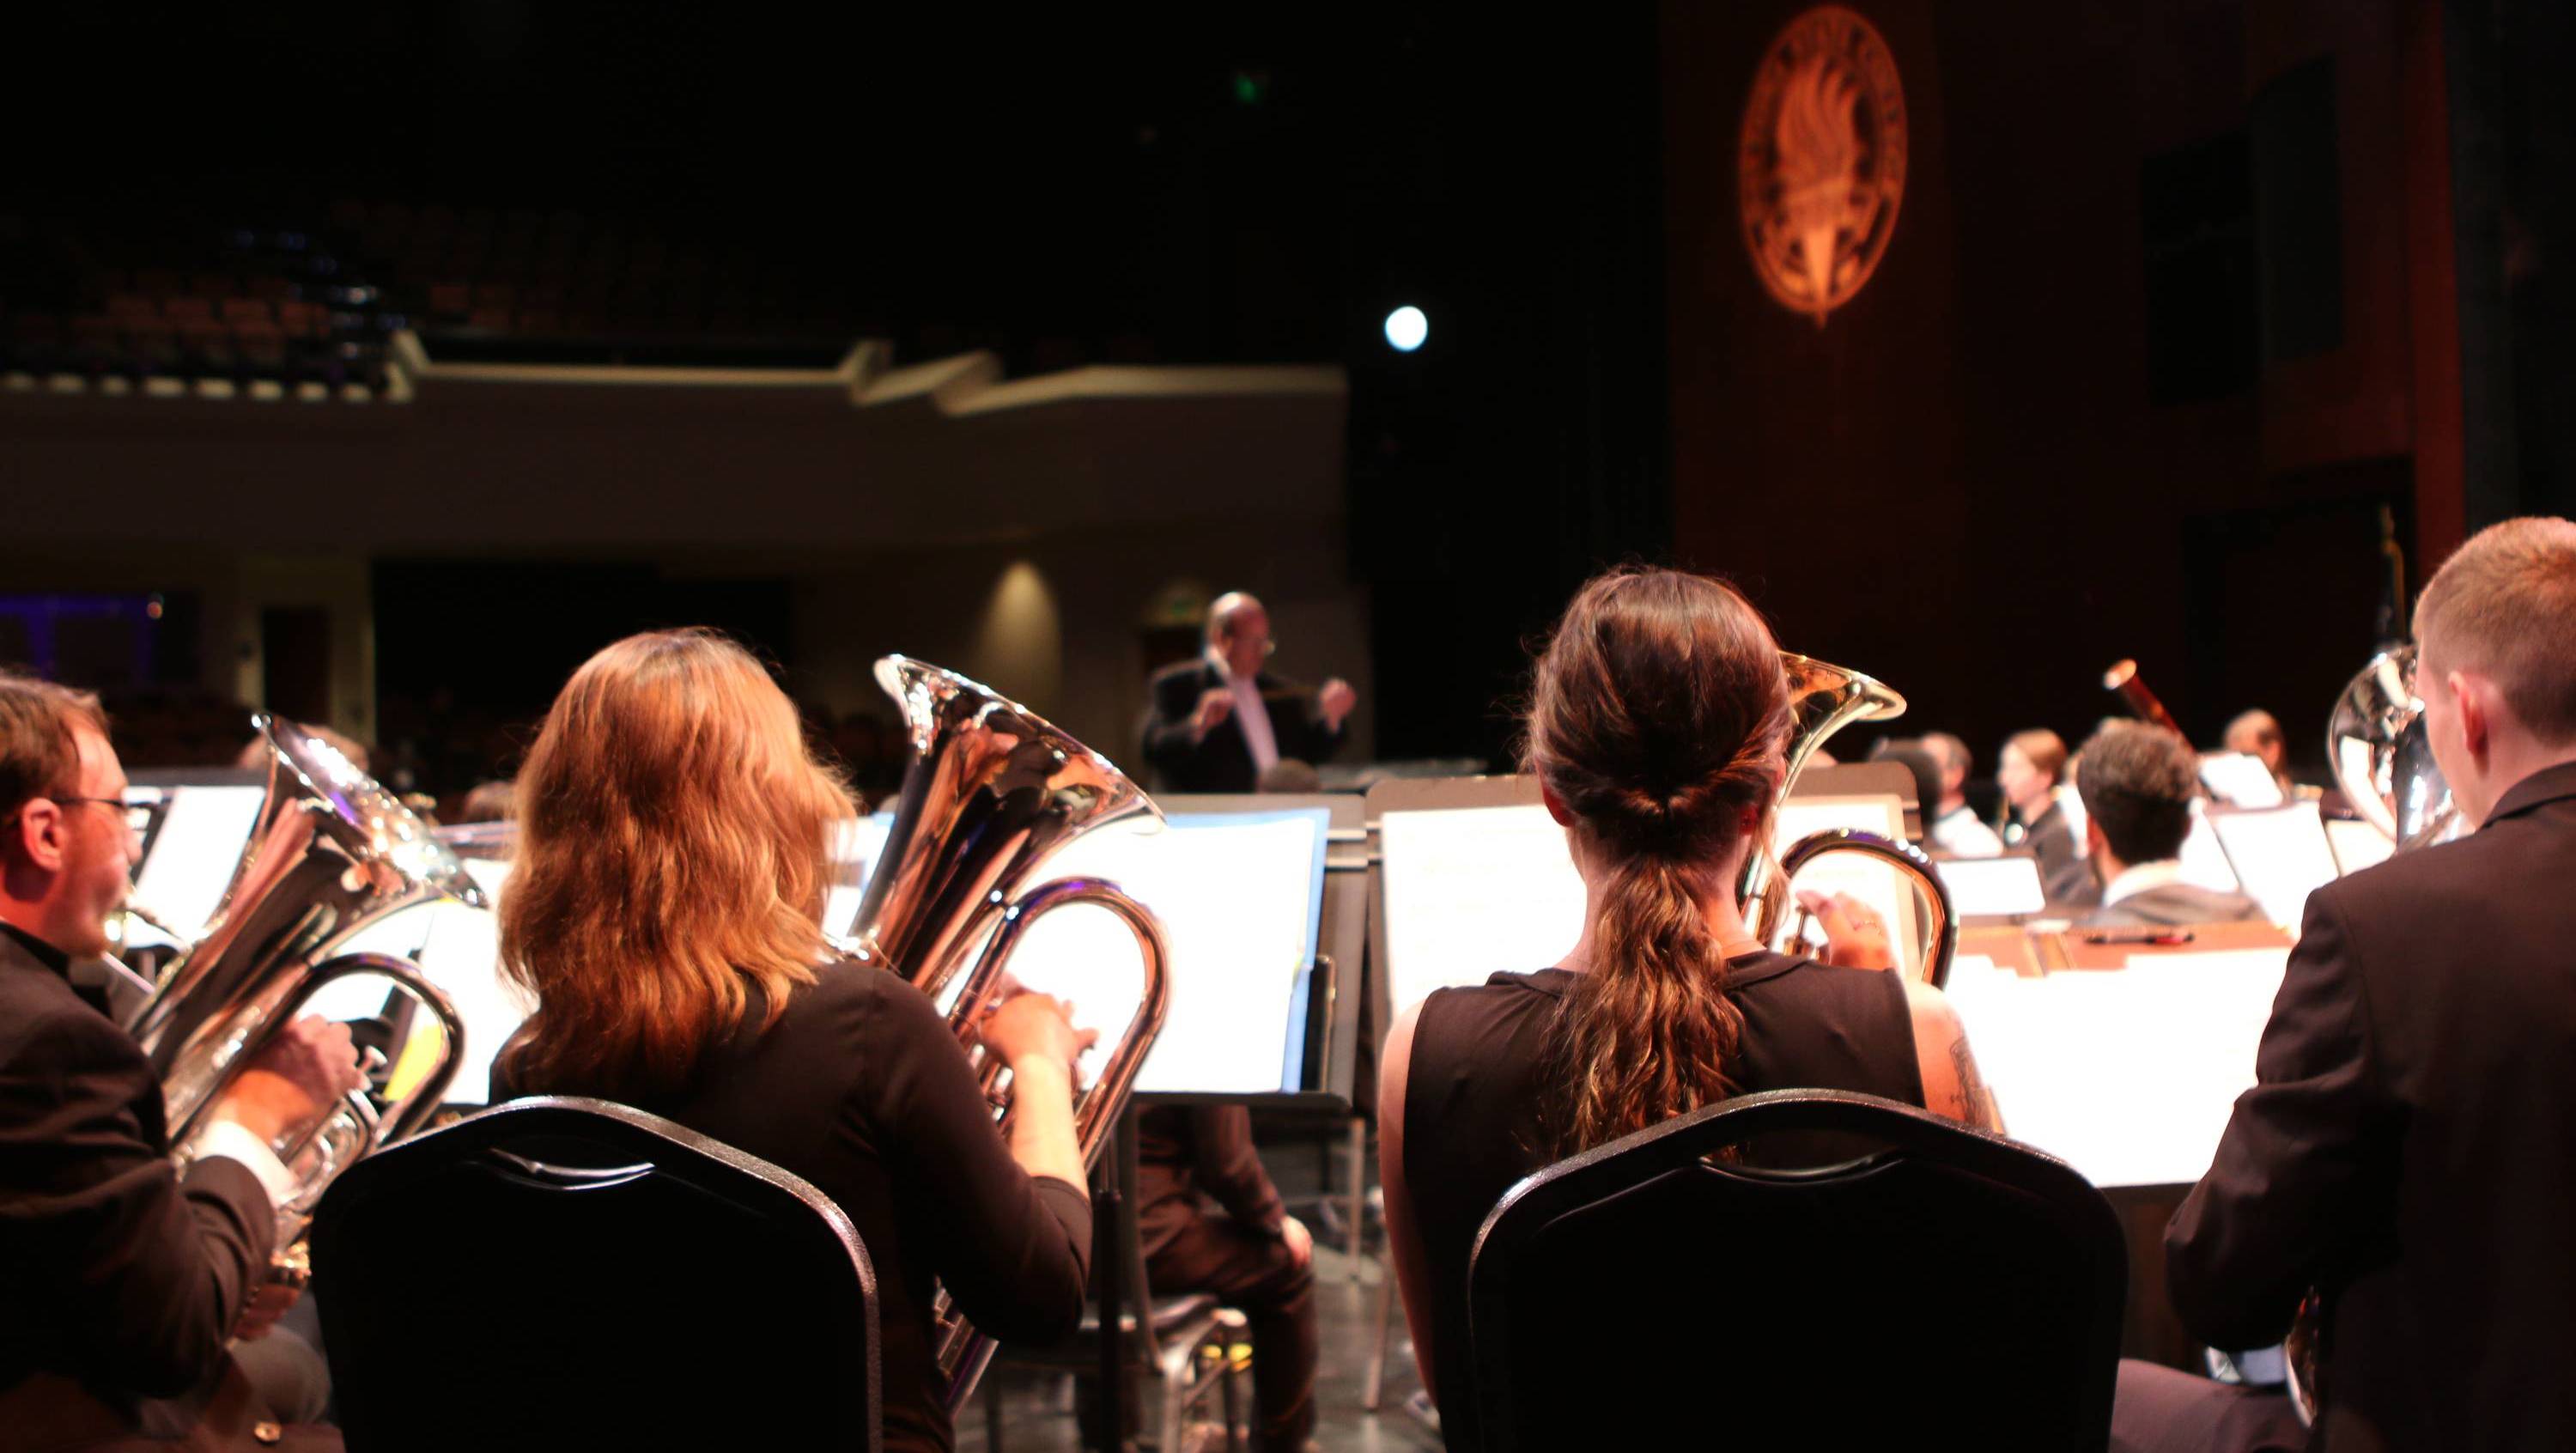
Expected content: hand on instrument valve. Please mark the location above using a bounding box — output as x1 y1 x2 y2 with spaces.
1190 688 1236 739
233 1280 301 1341
213 1015 368 1149
1317 678 1357 730
1795 890 1895 970
978 992 1099 1091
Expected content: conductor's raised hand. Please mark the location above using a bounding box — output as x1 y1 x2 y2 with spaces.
978 992 1097 1088
1796 890 1895 970
1191 688 1236 738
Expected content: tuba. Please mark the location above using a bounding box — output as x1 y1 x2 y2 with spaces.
841 655 1172 1409
127 714 475 1274
2327 644 2464 851
1740 654 1957 984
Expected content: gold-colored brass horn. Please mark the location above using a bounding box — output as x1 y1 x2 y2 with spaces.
842 655 1171 1409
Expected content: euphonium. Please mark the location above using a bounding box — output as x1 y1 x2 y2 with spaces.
128 714 476 1273
1740 654 1956 983
2327 644 2464 851
841 655 1172 1409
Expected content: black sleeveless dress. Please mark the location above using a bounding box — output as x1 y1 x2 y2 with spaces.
1400 952 1924 1448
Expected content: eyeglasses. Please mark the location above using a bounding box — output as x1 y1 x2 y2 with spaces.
0 795 131 830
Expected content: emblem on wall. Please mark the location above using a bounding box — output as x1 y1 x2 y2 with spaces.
1738 5 1907 326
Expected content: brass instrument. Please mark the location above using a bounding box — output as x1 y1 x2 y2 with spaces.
2327 644 2464 851
841 655 1172 1409
2102 659 2187 738
129 714 477 1271
1740 654 1957 983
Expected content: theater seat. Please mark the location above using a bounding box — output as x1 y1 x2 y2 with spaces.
1466 1088 2126 1453
311 1096 883 1452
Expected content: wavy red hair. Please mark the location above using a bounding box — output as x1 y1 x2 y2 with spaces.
500 629 855 1097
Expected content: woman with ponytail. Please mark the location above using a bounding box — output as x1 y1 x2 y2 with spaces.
1376 568 1999 1446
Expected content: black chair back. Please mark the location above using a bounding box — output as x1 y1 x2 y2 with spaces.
311 1097 880 1452
1467 1089 2125 1452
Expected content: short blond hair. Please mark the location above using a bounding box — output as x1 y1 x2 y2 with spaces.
2415 516 2576 745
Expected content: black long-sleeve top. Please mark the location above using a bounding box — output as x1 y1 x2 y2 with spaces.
499 961 1091 1453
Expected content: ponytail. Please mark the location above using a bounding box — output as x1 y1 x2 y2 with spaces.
1548 854 1750 1152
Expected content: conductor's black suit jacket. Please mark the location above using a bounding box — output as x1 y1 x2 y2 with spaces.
1140 659 1344 794
2167 761 2576 1452
0 923 276 1438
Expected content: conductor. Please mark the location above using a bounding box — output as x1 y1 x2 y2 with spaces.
1143 593 1355 793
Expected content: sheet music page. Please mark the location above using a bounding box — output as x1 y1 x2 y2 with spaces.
2200 752 2285 807
2325 818 2396 877
1000 810 1326 1095
1379 805 1583 1015
129 785 266 941
1949 948 2287 1188
2177 802 2241 892
1773 795 1917 978
1933 856 2047 917
2210 803 2340 926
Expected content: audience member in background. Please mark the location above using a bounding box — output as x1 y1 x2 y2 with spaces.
2119 516 2576 1451
1380 568 2002 1451
0 672 363 1446
2073 721 2263 928
1919 733 2005 855
1143 593 1355 794
2222 709 2297 800
1996 728 2097 906
456 779 517 824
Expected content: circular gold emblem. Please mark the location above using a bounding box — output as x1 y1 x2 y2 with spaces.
1737 5 1907 325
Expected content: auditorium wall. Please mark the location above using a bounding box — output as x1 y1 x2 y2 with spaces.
1662 0 2453 771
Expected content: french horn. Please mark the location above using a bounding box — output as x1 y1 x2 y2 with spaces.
841 655 1172 1409
128 714 475 1275
1740 654 1957 984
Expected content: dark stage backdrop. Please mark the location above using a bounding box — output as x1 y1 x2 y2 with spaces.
1660 0 2481 778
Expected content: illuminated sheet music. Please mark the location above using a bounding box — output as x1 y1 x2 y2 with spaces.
1378 805 1583 1016
129 785 265 941
2199 752 2285 807
1947 948 2287 1188
2209 802 2340 926
2325 818 2395 877
1000 810 1328 1096
1934 856 2047 917
2178 802 2241 892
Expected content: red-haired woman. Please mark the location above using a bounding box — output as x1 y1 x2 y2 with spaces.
1377 568 2002 1448
495 629 1093 1453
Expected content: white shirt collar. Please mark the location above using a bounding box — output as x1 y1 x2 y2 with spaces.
1204 646 1239 684
2101 859 2187 907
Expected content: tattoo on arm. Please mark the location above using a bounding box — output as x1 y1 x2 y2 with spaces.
1949 1034 2003 1132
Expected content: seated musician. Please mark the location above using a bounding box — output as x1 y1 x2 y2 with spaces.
490 630 1095 1453
2118 517 2576 1452
2222 708 2296 801
1376 568 2003 1450
1921 731 2006 855
2073 720 2265 927
1997 727 2099 906
0 672 363 1448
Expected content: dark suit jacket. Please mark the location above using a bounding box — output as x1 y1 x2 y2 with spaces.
2020 799 2099 907
1139 658 1344 794
2166 761 2576 1451
2080 879 2267 928
0 924 276 1435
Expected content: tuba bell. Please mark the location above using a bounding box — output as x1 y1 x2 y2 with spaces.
1740 654 1956 983
841 655 1172 1409
127 714 475 1272
2327 644 2465 850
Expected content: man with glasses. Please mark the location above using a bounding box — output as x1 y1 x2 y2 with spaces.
1143 591 1357 793
0 672 363 1446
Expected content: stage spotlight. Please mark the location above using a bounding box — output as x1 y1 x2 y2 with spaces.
1383 306 1429 352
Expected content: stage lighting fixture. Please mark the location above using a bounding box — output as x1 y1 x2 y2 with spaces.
1383 306 1428 352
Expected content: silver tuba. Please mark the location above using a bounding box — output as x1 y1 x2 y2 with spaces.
1740 654 1958 983
128 714 476 1270
2327 644 2465 851
841 655 1172 1409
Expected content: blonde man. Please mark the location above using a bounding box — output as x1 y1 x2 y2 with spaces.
2124 517 2576 1451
